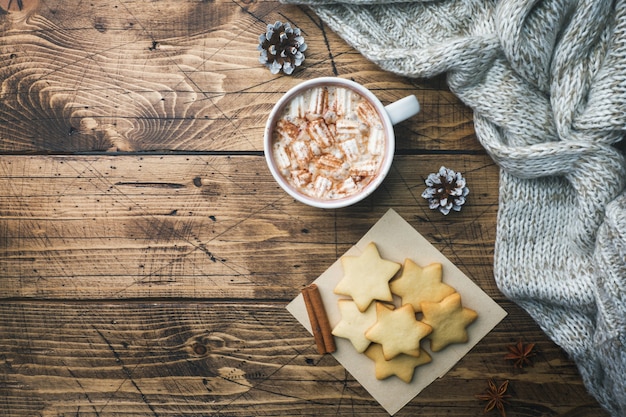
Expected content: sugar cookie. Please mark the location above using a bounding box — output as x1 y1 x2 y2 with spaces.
334 242 401 312
420 292 478 352
364 343 432 383
365 302 432 360
389 260 455 312
332 299 377 353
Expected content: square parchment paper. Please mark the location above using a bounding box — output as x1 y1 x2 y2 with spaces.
286 209 507 415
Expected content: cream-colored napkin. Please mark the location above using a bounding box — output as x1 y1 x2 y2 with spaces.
287 209 507 415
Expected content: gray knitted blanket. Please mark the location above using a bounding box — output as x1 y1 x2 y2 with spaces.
283 0 626 415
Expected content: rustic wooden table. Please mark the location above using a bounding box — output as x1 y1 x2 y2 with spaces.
0 1 610 416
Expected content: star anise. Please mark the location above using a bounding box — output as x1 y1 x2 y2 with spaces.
504 341 536 368
475 379 511 417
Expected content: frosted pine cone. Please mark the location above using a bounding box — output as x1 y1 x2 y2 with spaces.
421 166 469 215
258 21 307 75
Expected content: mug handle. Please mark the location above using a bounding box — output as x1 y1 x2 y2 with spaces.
384 95 420 125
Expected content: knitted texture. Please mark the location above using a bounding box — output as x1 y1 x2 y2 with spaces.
283 0 626 415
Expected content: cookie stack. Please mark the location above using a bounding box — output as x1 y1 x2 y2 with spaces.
332 242 477 383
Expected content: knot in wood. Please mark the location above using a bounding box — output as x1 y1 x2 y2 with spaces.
191 343 208 356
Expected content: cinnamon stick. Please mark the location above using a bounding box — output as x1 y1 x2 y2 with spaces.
302 283 336 354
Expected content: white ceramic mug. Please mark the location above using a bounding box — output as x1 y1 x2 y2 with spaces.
264 77 420 209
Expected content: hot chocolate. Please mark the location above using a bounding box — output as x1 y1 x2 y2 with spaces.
270 85 386 201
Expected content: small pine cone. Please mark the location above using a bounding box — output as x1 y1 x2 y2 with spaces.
421 166 469 215
258 21 307 75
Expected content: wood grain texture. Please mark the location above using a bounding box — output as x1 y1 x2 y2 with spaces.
0 1 476 153
0 302 604 417
0 154 498 301
0 1 610 416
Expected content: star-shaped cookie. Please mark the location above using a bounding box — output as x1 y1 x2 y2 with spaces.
421 292 478 352
334 242 401 312
389 260 455 312
331 299 377 353
364 343 432 383
365 302 432 360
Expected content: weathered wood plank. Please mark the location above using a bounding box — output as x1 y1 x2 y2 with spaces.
0 154 498 300
0 301 609 417
0 1 476 153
